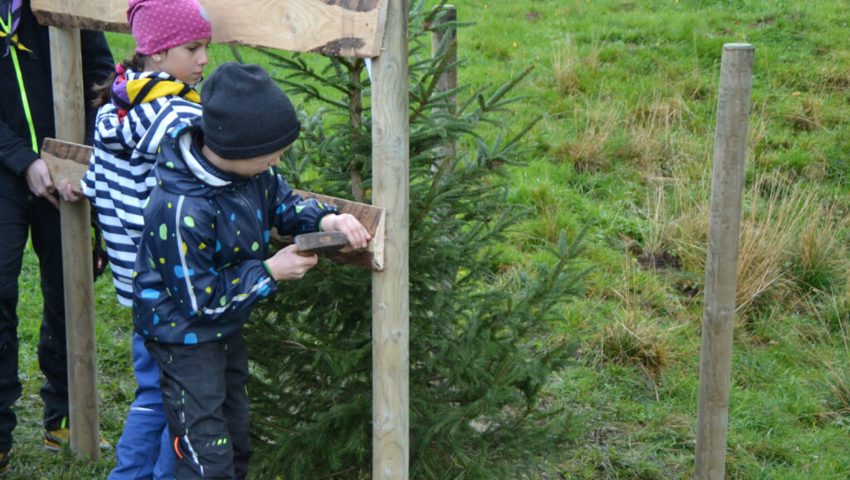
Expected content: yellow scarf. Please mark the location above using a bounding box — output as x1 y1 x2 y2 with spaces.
125 77 201 105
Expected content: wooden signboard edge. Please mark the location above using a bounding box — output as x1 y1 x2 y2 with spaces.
31 0 390 57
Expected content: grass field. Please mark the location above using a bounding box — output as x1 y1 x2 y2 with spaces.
11 0 850 478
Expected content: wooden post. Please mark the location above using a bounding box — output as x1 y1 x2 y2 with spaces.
430 4 456 165
431 5 456 105
371 0 409 477
48 26 100 460
695 43 754 480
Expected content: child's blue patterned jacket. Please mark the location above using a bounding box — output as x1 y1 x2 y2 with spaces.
133 121 337 345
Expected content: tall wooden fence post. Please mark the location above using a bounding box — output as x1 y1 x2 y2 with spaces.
430 5 457 164
371 0 410 478
695 43 754 480
48 26 100 460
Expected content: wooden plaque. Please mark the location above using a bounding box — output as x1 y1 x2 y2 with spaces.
31 0 388 57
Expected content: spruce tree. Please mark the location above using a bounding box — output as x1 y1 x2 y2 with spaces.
244 2 586 477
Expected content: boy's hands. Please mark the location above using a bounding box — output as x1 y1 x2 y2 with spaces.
319 213 371 250
265 214 370 282
265 244 318 281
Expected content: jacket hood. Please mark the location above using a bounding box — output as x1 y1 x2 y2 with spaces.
154 119 248 198
112 68 200 113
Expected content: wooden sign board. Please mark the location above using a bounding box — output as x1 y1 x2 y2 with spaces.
41 138 385 271
42 138 91 194
31 0 388 57
291 189 385 271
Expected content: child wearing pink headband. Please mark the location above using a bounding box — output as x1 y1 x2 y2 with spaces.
60 1 211 479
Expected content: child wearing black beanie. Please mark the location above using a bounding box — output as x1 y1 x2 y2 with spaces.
201 62 302 160
132 62 370 479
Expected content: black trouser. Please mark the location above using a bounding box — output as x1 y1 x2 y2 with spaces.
0 171 69 453
147 330 251 480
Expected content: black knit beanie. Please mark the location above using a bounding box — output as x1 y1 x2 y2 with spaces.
201 62 300 160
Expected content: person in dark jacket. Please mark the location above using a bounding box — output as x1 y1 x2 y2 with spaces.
0 0 113 469
133 62 370 479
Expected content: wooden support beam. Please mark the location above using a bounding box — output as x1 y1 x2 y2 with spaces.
429 4 457 168
430 5 457 106
371 0 409 477
695 43 754 480
42 139 386 271
31 0 388 57
46 27 100 461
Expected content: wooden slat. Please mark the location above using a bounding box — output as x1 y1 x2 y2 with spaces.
287 190 386 271
41 139 386 270
43 137 93 165
42 138 91 195
48 27 100 461
43 150 88 194
31 0 388 57
33 0 128 33
371 0 410 476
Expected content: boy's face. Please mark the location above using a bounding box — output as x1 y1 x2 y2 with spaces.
218 147 287 177
153 39 210 85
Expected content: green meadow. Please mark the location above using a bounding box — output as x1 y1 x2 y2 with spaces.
12 0 850 477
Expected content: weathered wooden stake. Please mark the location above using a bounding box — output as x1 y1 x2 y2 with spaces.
430 5 457 165
48 26 100 460
695 43 754 480
371 0 409 477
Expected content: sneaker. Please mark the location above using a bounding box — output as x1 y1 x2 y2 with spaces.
44 428 112 452
0 451 9 474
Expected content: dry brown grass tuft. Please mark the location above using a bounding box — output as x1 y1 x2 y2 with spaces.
554 37 599 96
561 104 620 173
822 312 850 419
785 96 824 131
600 317 668 381
670 174 834 318
747 102 769 166
819 64 850 90
624 92 697 169
632 93 688 130
554 43 579 95
825 362 850 417
795 210 844 291
639 178 675 259
597 255 670 387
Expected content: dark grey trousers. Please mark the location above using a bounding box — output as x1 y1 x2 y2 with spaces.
147 330 251 480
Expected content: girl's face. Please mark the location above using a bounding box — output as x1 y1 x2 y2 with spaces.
151 39 210 85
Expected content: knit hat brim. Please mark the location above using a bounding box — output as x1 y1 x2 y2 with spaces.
203 121 300 160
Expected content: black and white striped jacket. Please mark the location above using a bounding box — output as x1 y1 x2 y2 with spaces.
82 69 202 306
